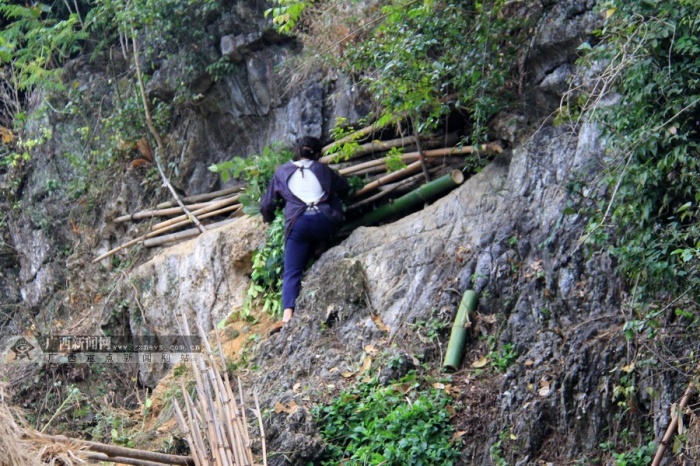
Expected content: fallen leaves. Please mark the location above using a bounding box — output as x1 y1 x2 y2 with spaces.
1 126 14 144
471 356 489 368
273 401 299 414
370 315 390 333
359 355 372 375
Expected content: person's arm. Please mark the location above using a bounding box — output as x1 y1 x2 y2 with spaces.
330 168 351 198
259 176 281 223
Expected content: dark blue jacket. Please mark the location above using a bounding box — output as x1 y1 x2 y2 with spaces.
259 160 350 237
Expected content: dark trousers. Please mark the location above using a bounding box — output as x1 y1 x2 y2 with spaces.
282 212 335 310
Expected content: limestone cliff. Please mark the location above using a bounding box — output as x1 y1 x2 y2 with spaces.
1 0 688 465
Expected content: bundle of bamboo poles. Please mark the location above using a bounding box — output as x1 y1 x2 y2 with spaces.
172 314 266 466
93 123 502 263
2 318 267 466
93 187 245 263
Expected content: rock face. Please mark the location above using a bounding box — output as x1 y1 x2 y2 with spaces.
1 0 668 464
1 0 368 322
250 121 626 464
105 215 266 387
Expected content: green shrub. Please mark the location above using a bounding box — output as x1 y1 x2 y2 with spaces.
246 213 285 318
312 377 460 465
210 144 294 318
209 144 293 215
578 0 700 301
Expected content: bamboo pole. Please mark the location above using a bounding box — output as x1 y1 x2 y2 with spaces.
93 214 239 263
196 321 243 466
85 452 176 466
131 29 205 235
347 168 442 211
92 234 149 264
341 170 465 234
411 119 431 183
215 329 259 466
114 196 238 223
338 143 502 176
193 349 225 465
173 399 206 466
146 204 241 239
31 433 194 465
443 290 478 371
351 161 424 198
253 392 268 466
156 187 243 209
142 218 238 248
180 379 208 465
651 382 695 466
237 378 253 454
151 195 241 231
319 135 417 164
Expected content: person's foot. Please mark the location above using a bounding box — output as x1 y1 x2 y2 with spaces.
268 320 285 335
269 308 294 336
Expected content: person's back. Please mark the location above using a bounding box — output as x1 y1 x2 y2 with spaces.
260 136 350 333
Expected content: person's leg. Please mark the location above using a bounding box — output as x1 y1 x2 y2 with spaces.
273 214 336 333
281 217 312 319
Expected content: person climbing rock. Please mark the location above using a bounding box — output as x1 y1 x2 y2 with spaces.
260 136 350 334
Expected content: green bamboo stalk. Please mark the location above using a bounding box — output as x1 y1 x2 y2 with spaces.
340 170 464 234
443 290 478 371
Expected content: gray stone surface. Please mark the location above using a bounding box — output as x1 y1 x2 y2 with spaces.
107 215 266 386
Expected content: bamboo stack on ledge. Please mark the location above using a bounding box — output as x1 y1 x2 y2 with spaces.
93 187 245 263
93 123 502 263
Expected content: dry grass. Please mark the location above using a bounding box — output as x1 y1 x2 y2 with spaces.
0 384 90 466
684 409 700 464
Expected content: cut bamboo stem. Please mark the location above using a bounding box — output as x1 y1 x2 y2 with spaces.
151 195 241 231
338 143 502 176
92 234 148 264
254 392 268 466
93 214 239 263
146 204 241 239
196 322 241 466
341 170 465 233
31 433 194 465
173 398 205 466
443 290 478 371
347 168 442 211
319 135 417 164
132 30 205 235
114 195 238 223
215 329 259 466
181 377 208 465
352 161 424 198
411 119 431 183
651 382 695 466
85 452 175 466
156 187 243 209
143 218 238 248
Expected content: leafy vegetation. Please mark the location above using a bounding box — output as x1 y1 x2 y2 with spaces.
577 0 700 302
567 1 700 461
246 213 285 318
209 144 294 215
267 0 527 145
210 145 294 318
0 0 87 94
312 375 460 465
